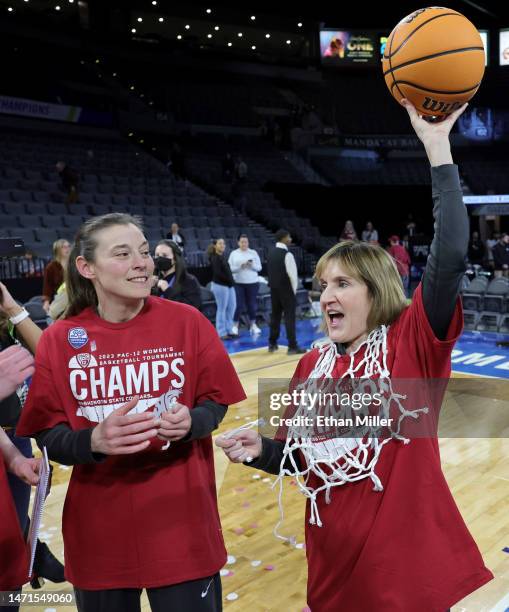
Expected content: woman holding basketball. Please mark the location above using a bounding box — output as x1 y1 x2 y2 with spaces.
17 213 246 612
217 100 493 611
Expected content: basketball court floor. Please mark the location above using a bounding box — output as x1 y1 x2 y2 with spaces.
24 319 509 611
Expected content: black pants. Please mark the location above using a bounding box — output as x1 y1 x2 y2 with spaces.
269 288 297 348
74 573 222 612
234 282 259 323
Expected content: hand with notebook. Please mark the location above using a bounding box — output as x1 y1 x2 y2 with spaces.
8 454 41 485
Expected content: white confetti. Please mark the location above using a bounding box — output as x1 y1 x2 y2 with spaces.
59 465 71 470
226 555 236 565
226 593 239 601
244 416 252 421
296 543 304 549
220 569 229 577
250 560 262 567
235 416 241 420
262 478 271 483
252 474 261 480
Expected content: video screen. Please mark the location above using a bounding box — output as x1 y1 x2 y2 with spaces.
320 30 377 65
500 29 509 66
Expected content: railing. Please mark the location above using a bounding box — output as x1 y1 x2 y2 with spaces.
0 257 48 280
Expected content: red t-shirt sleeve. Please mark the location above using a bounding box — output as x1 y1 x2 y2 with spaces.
394 283 463 378
16 331 69 437
194 314 246 406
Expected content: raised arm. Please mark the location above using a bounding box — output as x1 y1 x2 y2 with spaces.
401 100 469 340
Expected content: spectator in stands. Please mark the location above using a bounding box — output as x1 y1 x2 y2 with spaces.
492 233 509 278
207 239 237 340
361 221 379 244
0 282 65 588
235 157 248 184
42 239 71 313
55 161 79 204
166 222 185 250
468 231 485 266
340 220 358 242
222 153 235 182
152 240 201 310
486 232 499 271
388 235 412 297
17 250 41 278
267 229 305 355
228 235 262 336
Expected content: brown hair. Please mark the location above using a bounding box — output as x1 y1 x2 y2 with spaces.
65 213 144 318
315 240 407 333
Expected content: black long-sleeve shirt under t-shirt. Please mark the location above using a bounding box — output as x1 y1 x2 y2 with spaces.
250 164 469 475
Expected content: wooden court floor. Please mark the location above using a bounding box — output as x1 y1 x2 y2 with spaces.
23 347 509 612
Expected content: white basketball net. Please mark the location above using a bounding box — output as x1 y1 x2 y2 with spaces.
273 325 429 542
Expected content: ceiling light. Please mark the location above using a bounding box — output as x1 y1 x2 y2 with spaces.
265 33 270 38
152 0 157 4
95 59 100 63
158 17 164 22
185 24 190 29
286 39 291 44
250 15 256 20
227 42 232 47
112 72 117 76
131 28 136 33
7 7 13 12
297 22 302 27
207 34 212 38
238 32 243 37
206 8 211 13
130 85 135 90
55 4 61 9
137 17 142 22
177 34 182 39
251 45 256 50
68 0 74 3
214 26 219 30
128 132 133 137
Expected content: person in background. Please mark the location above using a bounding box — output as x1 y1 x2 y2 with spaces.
340 220 358 242
388 235 412 297
267 229 305 355
207 239 237 340
42 239 71 313
492 233 509 278
486 232 499 271
166 222 185 250
55 161 79 204
228 235 262 336
152 240 201 310
468 231 485 267
361 221 379 244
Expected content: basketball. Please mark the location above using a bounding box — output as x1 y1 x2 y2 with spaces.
382 7 485 117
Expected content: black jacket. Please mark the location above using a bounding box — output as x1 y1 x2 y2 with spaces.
153 272 202 310
210 253 235 287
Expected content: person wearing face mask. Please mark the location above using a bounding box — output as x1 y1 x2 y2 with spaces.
216 101 493 612
152 240 201 310
16 213 246 612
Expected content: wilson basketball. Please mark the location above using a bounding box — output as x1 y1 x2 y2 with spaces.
382 7 485 117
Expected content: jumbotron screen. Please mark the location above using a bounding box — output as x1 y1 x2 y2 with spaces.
319 30 377 65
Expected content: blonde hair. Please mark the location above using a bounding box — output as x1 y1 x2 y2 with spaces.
315 240 407 333
53 239 70 265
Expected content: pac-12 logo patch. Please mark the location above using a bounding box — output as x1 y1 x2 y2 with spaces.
68 327 89 349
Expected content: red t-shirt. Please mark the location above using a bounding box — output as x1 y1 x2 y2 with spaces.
17 297 246 590
388 244 411 277
0 454 29 590
290 284 493 612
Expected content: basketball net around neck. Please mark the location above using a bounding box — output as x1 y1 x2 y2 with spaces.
272 325 429 544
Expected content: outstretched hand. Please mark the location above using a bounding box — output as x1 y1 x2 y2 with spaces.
400 98 468 167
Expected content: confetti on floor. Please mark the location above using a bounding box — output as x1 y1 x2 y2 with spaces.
227 555 236 565
250 560 262 567
226 592 239 601
264 565 275 571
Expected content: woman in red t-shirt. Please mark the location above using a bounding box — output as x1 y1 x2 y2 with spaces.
0 345 40 592
17 213 246 612
217 101 493 612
